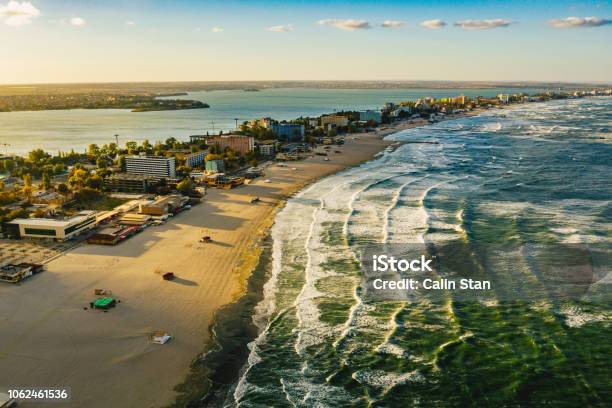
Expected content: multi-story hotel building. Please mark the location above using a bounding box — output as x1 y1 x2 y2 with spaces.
320 115 349 129
185 151 206 167
126 155 176 178
206 135 254 155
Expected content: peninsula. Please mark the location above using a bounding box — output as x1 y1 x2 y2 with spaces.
0 93 209 113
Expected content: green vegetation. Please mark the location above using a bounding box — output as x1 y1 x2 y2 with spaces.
0 94 209 112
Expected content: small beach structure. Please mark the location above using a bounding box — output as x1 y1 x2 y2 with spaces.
0 263 43 284
151 331 173 345
200 235 212 243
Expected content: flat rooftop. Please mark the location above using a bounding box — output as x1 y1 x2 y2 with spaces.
9 211 96 227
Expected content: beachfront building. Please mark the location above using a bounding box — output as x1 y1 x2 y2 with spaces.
119 213 151 226
259 143 275 156
497 94 511 103
320 115 349 130
249 117 273 129
205 159 225 173
189 135 208 144
6 211 97 241
359 110 382 124
105 173 156 193
185 151 206 167
139 195 187 216
390 106 413 118
0 263 44 283
126 155 176 178
271 124 305 142
207 135 255 155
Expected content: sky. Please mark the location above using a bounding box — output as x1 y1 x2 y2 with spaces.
0 0 611 84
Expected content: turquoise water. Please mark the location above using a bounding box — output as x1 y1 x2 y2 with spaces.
228 97 611 407
0 87 545 155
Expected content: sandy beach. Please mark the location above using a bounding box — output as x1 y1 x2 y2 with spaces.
0 119 431 407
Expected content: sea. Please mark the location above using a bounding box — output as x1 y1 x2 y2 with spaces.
208 97 611 407
0 87 547 156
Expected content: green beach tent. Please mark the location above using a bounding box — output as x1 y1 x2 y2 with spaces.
93 297 116 309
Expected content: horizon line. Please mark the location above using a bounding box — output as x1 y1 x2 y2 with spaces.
2 79 611 87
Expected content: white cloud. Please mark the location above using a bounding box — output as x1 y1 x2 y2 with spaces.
454 19 514 30
548 16 611 28
211 26 223 33
125 20 135 26
70 16 86 27
420 19 446 29
0 1 41 26
381 20 404 28
318 18 371 31
268 24 294 32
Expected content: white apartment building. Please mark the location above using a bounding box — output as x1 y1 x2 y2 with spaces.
126 155 176 178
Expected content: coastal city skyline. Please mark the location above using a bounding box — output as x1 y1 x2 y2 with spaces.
1 0 612 84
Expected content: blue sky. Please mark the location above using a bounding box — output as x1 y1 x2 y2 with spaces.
1 0 611 83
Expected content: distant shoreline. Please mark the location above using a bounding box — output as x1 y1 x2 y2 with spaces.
2 80 610 94
0 93 209 113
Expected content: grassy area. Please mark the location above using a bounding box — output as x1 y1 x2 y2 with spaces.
69 195 129 211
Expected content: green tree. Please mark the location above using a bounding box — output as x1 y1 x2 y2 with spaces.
108 142 118 155
125 141 138 154
4 159 15 173
165 137 177 148
57 183 70 196
22 173 32 188
88 144 100 157
116 155 126 171
176 178 195 196
176 165 192 178
205 153 223 162
96 158 108 169
42 172 52 190
86 174 103 190
53 163 65 174
69 168 89 189
75 187 101 202
28 149 50 164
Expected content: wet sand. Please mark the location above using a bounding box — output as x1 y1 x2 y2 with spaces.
0 123 420 407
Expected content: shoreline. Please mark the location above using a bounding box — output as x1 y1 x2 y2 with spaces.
168 112 486 406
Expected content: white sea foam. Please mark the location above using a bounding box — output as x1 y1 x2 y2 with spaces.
560 306 610 328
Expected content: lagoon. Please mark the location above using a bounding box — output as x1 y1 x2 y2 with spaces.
0 87 544 155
